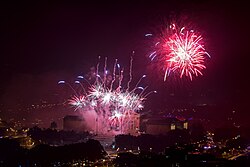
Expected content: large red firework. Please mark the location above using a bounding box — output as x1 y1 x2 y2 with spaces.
148 23 210 81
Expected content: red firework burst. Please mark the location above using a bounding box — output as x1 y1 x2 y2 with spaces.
149 23 210 81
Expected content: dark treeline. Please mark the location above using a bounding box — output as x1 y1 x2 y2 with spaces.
0 138 106 166
115 127 250 153
115 129 191 152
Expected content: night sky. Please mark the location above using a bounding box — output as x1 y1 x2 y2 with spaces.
0 1 249 129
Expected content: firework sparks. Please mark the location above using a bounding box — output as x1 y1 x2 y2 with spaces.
148 23 210 81
68 95 87 111
60 57 155 135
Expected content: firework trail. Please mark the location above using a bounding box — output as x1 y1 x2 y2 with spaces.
147 23 210 81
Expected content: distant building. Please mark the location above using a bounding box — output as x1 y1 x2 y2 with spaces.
63 115 87 132
125 112 140 135
145 117 188 135
50 121 57 129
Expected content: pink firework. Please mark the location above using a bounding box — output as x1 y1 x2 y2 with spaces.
60 57 156 135
68 95 87 111
149 23 210 81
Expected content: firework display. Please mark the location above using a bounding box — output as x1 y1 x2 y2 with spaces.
148 23 210 81
59 57 155 135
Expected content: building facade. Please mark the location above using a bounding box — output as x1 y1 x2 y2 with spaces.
145 117 188 135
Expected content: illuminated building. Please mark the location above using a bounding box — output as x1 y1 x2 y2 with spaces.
145 117 188 135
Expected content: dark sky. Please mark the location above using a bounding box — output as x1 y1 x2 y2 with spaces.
0 1 249 128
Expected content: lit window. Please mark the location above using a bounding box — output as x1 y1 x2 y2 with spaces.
184 122 188 129
171 124 176 130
